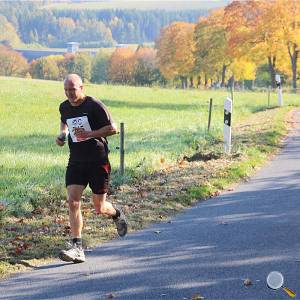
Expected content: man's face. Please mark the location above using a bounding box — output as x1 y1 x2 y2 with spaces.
64 80 83 105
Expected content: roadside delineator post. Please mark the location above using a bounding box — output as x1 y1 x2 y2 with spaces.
224 97 232 154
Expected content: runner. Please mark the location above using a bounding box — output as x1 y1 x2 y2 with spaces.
56 73 127 263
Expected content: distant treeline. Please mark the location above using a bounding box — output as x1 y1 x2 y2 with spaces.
0 44 166 87
0 1 207 47
4 1 297 90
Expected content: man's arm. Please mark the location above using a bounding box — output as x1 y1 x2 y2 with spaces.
56 121 68 146
75 123 117 139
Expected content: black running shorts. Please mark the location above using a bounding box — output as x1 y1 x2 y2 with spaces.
66 161 111 194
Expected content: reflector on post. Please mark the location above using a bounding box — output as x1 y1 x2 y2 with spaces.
275 74 283 106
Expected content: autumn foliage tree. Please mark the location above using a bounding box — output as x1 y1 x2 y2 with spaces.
0 15 21 47
1 0 299 89
194 8 230 87
107 47 135 84
156 22 195 88
276 0 300 89
0 45 28 76
64 52 92 82
133 46 162 86
223 1 290 88
30 55 63 80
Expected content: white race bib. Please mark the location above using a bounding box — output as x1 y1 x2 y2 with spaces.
66 116 92 143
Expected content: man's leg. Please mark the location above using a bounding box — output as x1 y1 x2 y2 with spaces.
92 193 116 216
92 193 128 237
59 184 86 263
68 185 85 238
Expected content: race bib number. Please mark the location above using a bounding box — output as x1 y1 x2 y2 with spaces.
66 116 92 143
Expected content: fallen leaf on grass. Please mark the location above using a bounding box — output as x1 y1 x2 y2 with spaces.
14 241 32 255
164 165 172 172
191 293 204 300
243 278 253 286
54 215 65 224
63 225 71 235
15 246 23 254
178 160 188 168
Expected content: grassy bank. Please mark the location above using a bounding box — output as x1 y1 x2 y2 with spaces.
0 76 299 278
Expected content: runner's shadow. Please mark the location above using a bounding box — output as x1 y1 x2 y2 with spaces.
34 262 71 270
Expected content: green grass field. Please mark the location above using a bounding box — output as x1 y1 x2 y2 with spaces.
0 76 299 213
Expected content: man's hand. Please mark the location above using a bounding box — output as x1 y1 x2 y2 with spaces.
74 128 92 142
56 133 66 146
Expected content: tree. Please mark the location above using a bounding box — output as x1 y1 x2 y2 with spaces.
0 15 21 47
0 45 28 76
156 22 195 88
133 46 162 86
107 47 135 84
57 17 76 40
230 58 257 89
223 1 286 88
91 50 110 83
66 52 92 82
30 55 62 80
57 53 74 80
194 8 230 87
276 0 300 89
71 19 115 48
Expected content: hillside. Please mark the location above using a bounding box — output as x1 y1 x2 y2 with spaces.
0 0 228 48
43 0 229 11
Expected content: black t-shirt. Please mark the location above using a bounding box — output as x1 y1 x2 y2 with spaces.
59 96 113 163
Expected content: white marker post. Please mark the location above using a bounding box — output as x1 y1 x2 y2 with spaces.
275 74 283 106
224 97 232 154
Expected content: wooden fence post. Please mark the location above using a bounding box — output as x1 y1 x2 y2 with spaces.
207 98 213 132
119 122 125 175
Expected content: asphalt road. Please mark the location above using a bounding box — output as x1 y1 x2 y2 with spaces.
1 113 300 300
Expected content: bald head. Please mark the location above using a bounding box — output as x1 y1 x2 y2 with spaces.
64 73 83 86
64 74 85 106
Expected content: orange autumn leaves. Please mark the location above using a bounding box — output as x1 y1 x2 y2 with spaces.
107 47 158 85
156 22 195 81
154 0 300 88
